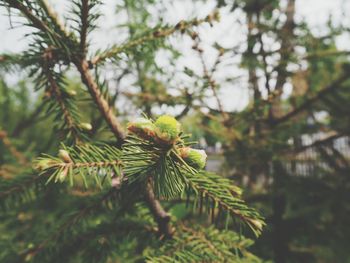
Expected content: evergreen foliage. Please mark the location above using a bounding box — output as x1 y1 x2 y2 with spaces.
0 0 264 262
2 0 348 262
145 226 264 263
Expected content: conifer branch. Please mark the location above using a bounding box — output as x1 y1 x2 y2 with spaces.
79 0 89 54
271 73 350 126
146 225 261 262
46 71 83 144
73 36 173 238
38 119 180 238
90 11 220 65
40 0 72 38
1 2 264 249
184 171 264 236
145 179 173 238
35 144 122 187
291 133 345 154
192 36 228 122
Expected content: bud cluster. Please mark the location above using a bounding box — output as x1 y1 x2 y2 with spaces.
127 115 207 170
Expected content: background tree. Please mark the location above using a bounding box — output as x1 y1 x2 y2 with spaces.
195 0 350 262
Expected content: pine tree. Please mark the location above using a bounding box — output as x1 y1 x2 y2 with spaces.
0 1 265 262
196 0 350 262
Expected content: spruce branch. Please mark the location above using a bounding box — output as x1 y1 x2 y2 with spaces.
35 144 122 187
145 179 173 239
146 225 262 263
3 1 264 243
39 0 72 38
122 117 264 235
121 133 196 199
0 49 88 143
33 115 264 239
79 0 89 54
90 11 220 65
45 69 87 144
69 0 101 55
184 171 264 236
192 36 228 122
271 72 350 126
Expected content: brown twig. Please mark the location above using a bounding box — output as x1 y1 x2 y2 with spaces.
271 73 349 126
291 133 345 155
41 47 83 144
41 0 71 38
74 59 126 144
91 11 220 65
192 38 228 122
145 178 173 238
80 0 89 55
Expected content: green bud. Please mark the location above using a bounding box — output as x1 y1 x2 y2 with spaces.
154 115 181 143
67 89 77 96
58 168 68 183
25 253 33 262
33 159 53 171
249 219 264 231
127 117 156 139
179 147 207 169
80 122 92 131
58 149 72 163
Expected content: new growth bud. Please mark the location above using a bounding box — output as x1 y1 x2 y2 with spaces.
33 159 54 171
58 149 72 163
127 117 156 139
80 123 92 131
179 147 207 169
249 219 264 231
154 115 181 144
58 168 68 182
67 89 77 96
